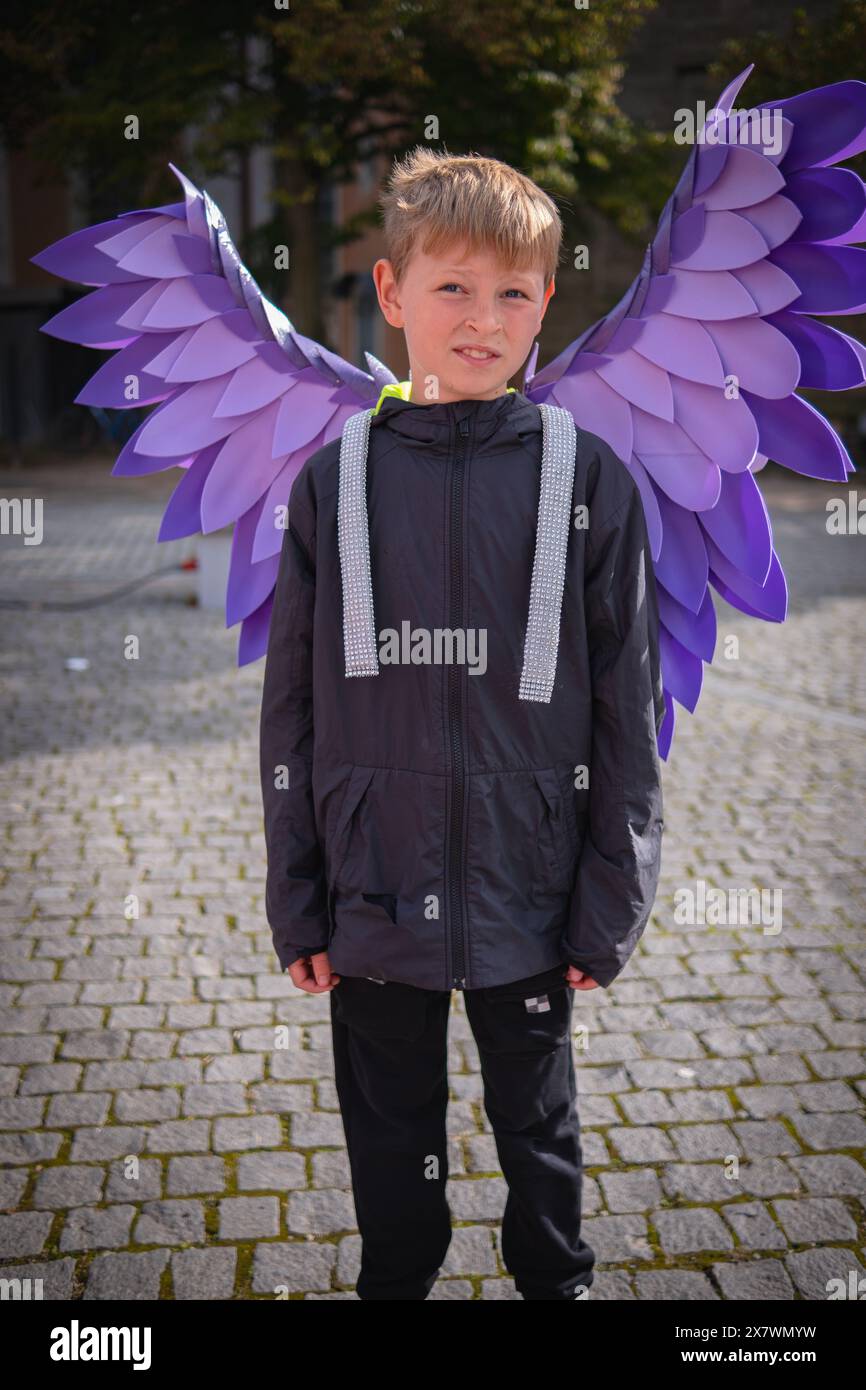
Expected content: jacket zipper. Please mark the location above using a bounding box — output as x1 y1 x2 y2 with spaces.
448 415 470 989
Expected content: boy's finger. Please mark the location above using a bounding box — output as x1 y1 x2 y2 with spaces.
291 950 339 995
308 952 339 990
563 964 599 990
286 957 333 993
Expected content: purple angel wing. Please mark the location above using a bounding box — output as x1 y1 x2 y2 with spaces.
31 162 398 664
525 66 866 759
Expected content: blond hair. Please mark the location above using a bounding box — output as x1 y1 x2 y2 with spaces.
378 145 564 289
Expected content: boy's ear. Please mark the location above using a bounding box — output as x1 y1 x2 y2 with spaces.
538 277 555 327
373 257 404 329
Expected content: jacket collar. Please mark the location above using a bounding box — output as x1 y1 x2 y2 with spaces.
372 379 541 452
373 379 517 412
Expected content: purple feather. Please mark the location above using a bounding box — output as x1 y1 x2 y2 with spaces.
738 192 802 250
786 167 866 242
74 332 178 408
549 372 633 464
770 243 866 314
238 590 273 667
112 425 193 478
157 446 221 540
731 258 800 314
766 80 866 169
215 343 298 416
708 544 788 621
659 627 703 712
29 214 159 285
121 274 237 332
671 378 759 473
626 457 663 561
596 350 674 420
202 400 284 532
767 310 866 389
671 206 769 271
631 314 725 387
696 145 784 210
632 410 721 510
40 281 155 348
653 486 709 614
647 267 758 319
273 373 344 455
163 310 261 382
226 499 280 627
701 316 800 397
114 225 213 279
252 452 312 565
743 389 852 480
698 468 773 584
135 376 258 456
658 587 717 662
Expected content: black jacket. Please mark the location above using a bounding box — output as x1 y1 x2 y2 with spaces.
259 388 665 990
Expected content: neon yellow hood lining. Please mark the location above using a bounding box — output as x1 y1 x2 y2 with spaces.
373 379 516 413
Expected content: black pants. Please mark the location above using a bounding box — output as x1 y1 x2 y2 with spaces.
329 962 595 1300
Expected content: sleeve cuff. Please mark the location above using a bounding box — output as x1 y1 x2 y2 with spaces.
274 939 330 971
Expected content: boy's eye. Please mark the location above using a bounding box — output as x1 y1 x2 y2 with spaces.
437 283 529 298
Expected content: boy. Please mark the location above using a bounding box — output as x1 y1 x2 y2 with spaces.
259 147 665 1300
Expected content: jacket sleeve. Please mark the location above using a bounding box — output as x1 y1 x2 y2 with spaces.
561 469 666 988
259 474 331 971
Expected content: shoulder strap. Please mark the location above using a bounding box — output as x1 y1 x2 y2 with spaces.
337 407 379 678
337 401 578 701
518 402 577 702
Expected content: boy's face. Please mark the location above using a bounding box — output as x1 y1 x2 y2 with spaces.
373 239 555 403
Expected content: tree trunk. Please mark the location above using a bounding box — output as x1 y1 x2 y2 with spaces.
275 151 325 345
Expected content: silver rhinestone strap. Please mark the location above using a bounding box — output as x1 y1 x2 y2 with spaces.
519 403 577 702
338 408 379 678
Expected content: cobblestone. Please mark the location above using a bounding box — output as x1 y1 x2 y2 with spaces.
0 459 863 1298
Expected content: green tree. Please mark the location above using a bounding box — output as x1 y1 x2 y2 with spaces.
709 0 866 99
1 0 662 343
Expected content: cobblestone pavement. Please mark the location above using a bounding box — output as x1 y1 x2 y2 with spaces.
0 452 864 1301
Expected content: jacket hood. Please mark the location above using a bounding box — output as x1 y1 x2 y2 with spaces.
371 380 543 454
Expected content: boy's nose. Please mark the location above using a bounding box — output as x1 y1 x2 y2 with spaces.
464 316 504 338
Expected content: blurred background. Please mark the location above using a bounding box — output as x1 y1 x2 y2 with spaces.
2 0 865 464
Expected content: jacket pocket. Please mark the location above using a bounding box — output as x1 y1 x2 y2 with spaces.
532 768 576 893
465 767 576 929
333 766 446 897
327 765 376 893
324 765 448 986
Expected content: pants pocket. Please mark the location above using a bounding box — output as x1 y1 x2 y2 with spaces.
479 964 571 1004
331 974 432 1043
468 967 574 1054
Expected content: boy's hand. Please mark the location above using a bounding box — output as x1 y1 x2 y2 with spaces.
565 963 599 991
285 951 340 993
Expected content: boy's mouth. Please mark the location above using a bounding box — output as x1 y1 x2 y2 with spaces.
453 346 501 365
